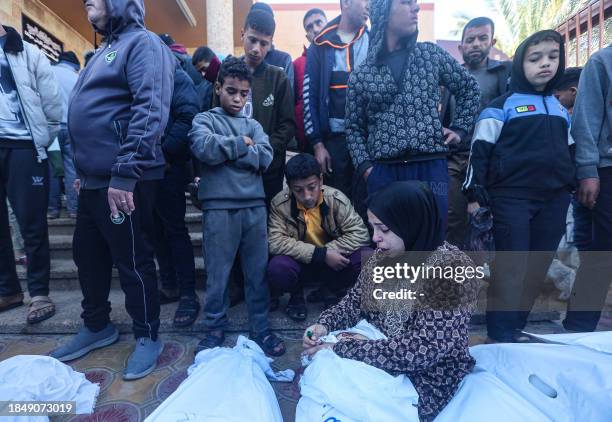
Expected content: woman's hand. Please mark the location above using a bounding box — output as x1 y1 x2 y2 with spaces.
302 323 328 348
301 342 335 358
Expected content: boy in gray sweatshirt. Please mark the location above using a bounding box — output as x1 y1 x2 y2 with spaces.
189 57 285 356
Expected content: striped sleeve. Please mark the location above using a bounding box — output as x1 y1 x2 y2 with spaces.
462 106 505 204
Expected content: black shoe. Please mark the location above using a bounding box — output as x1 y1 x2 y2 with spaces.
195 330 225 354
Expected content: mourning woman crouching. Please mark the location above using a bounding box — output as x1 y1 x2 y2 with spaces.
302 181 482 421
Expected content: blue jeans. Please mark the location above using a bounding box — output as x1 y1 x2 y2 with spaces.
48 129 77 214
564 167 612 331
367 158 449 238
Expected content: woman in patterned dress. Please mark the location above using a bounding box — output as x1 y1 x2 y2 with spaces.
302 181 481 421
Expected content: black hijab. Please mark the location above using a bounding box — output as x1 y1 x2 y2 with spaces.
367 181 443 255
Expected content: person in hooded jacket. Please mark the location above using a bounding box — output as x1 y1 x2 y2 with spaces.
462 30 574 343
302 181 480 421
303 0 369 199
345 0 480 238
0 20 62 323
153 65 200 327
50 0 174 381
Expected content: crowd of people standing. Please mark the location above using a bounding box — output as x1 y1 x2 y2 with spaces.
0 0 610 417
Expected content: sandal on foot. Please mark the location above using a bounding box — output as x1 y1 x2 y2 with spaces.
27 296 56 324
251 331 286 357
196 330 225 353
173 296 200 327
159 290 180 305
286 303 307 322
0 293 24 313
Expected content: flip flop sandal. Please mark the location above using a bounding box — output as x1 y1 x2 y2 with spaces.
252 331 286 357
195 330 225 353
173 296 200 327
27 296 56 324
286 303 307 322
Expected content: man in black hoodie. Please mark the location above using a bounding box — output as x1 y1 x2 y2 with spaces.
50 0 174 381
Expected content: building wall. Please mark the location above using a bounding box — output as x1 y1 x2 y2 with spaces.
270 1 435 60
1 0 93 63
419 2 435 42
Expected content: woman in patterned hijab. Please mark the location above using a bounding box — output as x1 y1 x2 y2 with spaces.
303 181 481 421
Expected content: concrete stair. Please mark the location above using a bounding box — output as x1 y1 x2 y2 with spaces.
47 230 203 260
19 201 204 289
10 198 567 335
47 212 202 237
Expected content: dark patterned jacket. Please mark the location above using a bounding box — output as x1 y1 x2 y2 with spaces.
345 0 480 177
318 242 481 421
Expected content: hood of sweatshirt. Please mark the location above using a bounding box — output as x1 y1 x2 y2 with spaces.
510 29 566 95
367 0 418 65
313 15 368 50
92 0 145 37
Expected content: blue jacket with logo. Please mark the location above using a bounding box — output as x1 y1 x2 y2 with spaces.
463 30 575 204
68 0 174 191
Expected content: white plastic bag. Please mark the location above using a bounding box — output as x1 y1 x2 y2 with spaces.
526 330 612 355
297 320 419 422
146 336 293 422
470 342 612 422
435 368 551 421
0 355 99 422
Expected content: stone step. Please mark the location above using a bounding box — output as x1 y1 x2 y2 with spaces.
47 212 202 236
18 258 207 290
0 288 567 335
49 231 203 260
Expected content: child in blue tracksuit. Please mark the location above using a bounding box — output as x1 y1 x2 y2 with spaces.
463 30 575 343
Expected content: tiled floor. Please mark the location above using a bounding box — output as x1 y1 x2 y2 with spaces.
0 328 498 422
0 301 609 421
